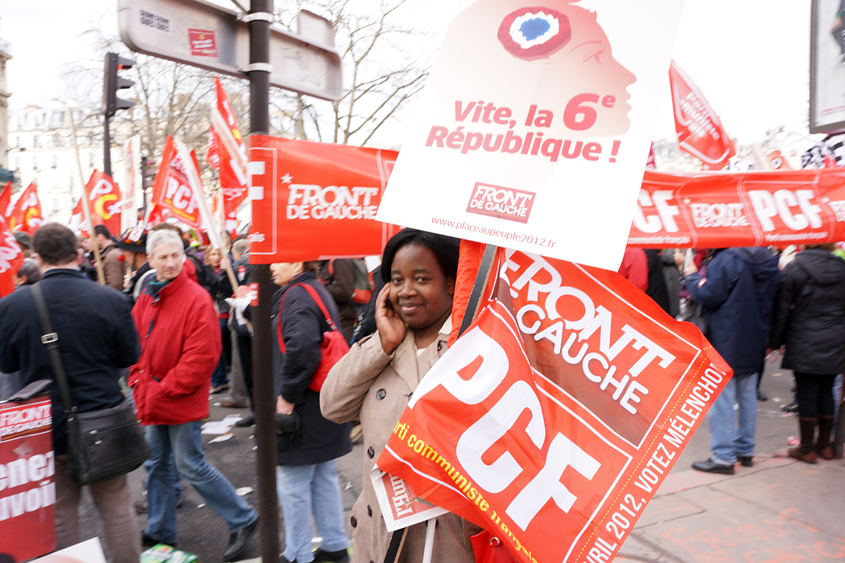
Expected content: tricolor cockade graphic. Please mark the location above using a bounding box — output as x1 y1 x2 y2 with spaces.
498 7 572 60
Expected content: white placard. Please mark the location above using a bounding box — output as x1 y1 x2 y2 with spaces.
33 538 107 563
371 466 448 532
376 0 685 271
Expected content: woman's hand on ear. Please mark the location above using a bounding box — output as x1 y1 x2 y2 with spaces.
375 283 405 355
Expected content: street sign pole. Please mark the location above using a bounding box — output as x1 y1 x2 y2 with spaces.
118 2 343 555
247 1 278 561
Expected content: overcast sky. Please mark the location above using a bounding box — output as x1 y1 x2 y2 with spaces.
0 0 814 145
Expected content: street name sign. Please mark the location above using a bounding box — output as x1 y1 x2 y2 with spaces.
118 0 342 101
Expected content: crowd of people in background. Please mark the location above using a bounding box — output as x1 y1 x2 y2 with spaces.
618 243 844 474
0 221 843 563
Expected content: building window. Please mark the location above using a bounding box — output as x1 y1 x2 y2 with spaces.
15 136 20 148
32 157 38 171
33 135 39 149
13 158 19 171
51 135 59 148
89 153 95 168
52 155 58 169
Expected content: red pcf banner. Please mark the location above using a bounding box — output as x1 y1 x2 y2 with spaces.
9 183 44 234
629 168 845 248
0 215 24 298
248 136 401 263
378 249 732 563
669 60 735 170
152 136 203 228
0 395 56 560
69 171 122 236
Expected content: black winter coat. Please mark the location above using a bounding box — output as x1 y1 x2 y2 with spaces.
272 271 352 466
769 249 845 374
684 248 780 376
645 249 671 315
0 269 140 454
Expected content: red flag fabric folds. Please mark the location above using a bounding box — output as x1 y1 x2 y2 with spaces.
669 61 735 170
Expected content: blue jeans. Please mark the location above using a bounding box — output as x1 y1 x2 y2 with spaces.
145 422 257 543
212 318 230 388
211 353 228 388
276 461 349 563
709 372 758 465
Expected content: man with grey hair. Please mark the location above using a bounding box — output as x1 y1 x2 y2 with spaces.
129 229 258 559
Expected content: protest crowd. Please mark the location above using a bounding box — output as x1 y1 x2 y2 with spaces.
0 213 843 563
1 2 845 563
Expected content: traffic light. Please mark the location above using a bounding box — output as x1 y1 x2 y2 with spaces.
141 157 157 189
103 53 136 117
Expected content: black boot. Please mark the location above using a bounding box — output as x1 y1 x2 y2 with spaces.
789 418 818 464
817 416 835 460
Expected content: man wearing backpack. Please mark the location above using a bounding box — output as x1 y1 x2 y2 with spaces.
318 259 372 342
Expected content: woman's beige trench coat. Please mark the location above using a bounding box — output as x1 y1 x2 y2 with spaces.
321 321 480 563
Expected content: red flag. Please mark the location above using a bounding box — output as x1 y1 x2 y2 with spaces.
10 183 44 234
248 136 400 263
380 247 732 563
68 171 122 235
669 61 735 170
151 136 203 228
211 78 248 236
0 182 12 223
0 215 24 297
69 197 90 236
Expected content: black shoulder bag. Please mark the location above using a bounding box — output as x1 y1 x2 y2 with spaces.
31 283 150 485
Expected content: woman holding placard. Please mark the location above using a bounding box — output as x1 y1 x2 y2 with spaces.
321 229 481 563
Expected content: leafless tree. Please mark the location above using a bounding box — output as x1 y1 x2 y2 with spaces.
271 0 432 147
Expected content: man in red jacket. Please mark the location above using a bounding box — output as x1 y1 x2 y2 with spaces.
130 229 258 560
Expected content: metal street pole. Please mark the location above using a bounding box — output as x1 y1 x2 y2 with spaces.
104 114 112 178
247 1 279 561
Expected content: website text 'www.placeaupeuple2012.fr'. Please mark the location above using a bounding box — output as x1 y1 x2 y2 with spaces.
430 217 557 249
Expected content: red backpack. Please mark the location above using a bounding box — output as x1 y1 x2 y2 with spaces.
276 283 349 392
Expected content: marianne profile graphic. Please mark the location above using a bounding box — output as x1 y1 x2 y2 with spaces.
431 0 637 140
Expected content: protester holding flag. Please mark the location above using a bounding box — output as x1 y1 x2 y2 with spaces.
93 225 126 291
270 260 352 563
116 230 149 300
768 244 845 463
321 229 481 563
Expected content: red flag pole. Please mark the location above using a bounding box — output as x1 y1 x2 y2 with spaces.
69 110 106 285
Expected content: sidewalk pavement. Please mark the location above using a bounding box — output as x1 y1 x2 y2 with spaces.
73 360 844 563
617 453 845 563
